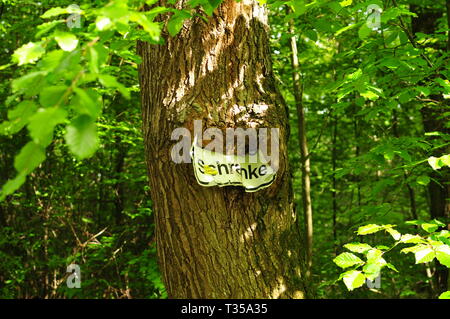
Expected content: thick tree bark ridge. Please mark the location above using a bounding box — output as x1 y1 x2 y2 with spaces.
138 0 309 298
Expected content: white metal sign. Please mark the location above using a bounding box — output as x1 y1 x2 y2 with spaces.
190 138 276 192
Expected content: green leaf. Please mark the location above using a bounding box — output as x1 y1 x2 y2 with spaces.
65 115 99 159
12 71 46 95
435 78 450 94
54 32 79 52
386 263 399 272
12 42 45 66
38 50 65 72
39 85 68 107
401 244 426 254
41 7 67 19
363 262 381 281
98 75 130 99
14 142 46 174
203 0 222 16
342 270 365 291
335 23 359 37
333 252 364 269
340 0 353 7
96 16 112 31
366 249 385 264
289 0 306 16
421 223 439 233
386 227 401 241
130 12 161 41
435 245 450 267
428 155 450 170
72 88 102 118
400 234 425 244
167 11 190 36
1 101 38 135
414 246 435 264
439 291 450 299
357 224 382 235
344 243 372 254
36 20 64 38
416 176 430 186
41 6 82 19
358 23 372 40
27 107 68 147
305 29 318 42
88 44 109 75
0 172 27 202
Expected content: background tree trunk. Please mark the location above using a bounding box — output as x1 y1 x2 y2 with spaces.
137 0 309 298
288 20 313 279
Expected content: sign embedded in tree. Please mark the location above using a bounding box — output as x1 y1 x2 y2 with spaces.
190 137 276 192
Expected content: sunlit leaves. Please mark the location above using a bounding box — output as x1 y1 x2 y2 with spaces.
399 234 424 244
96 16 112 31
333 252 364 269
439 291 450 299
342 270 365 291
0 0 150 200
12 42 45 65
356 224 383 235
385 228 401 241
339 0 353 7
344 243 372 254
435 245 450 267
41 5 83 19
428 155 450 170
54 32 79 52
338 218 450 292
413 246 435 264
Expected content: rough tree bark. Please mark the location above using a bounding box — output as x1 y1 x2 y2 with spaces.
137 0 309 298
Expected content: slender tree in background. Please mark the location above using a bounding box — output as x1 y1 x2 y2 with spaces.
288 20 313 278
138 0 309 298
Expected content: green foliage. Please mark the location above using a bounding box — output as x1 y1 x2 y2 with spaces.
0 0 166 298
269 0 450 299
0 0 449 299
334 220 450 297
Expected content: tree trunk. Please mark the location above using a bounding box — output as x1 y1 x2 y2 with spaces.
137 0 309 298
288 21 313 278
